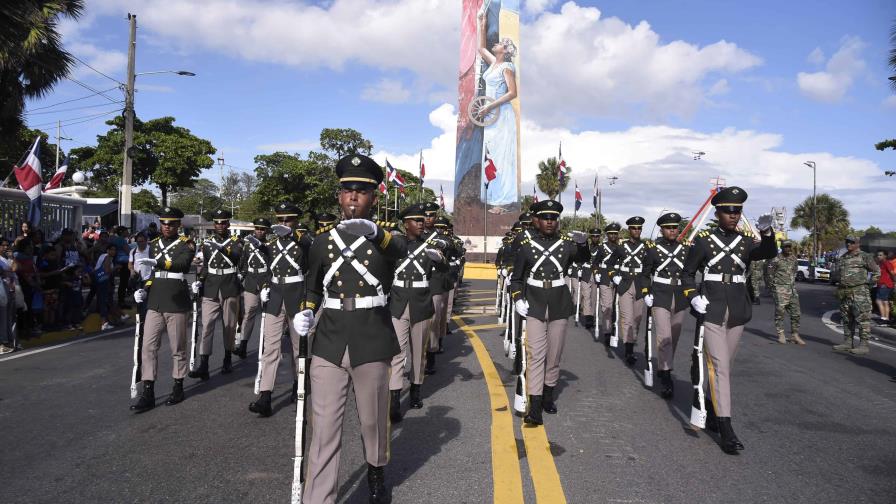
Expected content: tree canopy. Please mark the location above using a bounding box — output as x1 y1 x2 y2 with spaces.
535 157 571 200
790 193 851 252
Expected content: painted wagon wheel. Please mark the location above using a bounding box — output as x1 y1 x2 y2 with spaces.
467 95 499 127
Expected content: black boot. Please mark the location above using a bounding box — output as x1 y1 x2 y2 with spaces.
718 417 744 454
367 464 388 504
436 337 444 354
660 370 674 399
542 385 557 414
752 297 760 306
249 391 273 417
130 381 155 413
624 343 637 367
165 379 185 405
389 390 402 423
290 380 298 403
424 352 436 375
221 350 233 374
604 333 611 347
524 395 543 425
234 340 248 359
188 355 210 380
705 401 719 433
409 384 423 409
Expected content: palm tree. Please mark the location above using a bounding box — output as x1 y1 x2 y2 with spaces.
790 193 850 252
888 18 896 91
0 1 84 138
535 156 571 200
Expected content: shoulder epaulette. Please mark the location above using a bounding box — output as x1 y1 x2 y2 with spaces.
151 237 160 243
646 241 655 248
318 223 336 233
698 231 710 238
179 236 188 242
562 235 572 241
230 235 239 242
522 238 530 245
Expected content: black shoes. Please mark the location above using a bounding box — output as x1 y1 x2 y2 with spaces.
233 340 248 359
389 390 403 423
524 395 544 425
604 333 612 347
130 381 155 413
367 464 389 504
659 370 674 399
249 391 273 417
188 355 210 380
221 351 233 374
165 379 185 405
436 338 444 354
409 384 423 409
542 386 557 414
424 352 436 375
752 298 760 306
718 417 744 454
624 343 637 367
705 402 719 433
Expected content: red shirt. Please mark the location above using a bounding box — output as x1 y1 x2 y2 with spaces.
879 261 895 288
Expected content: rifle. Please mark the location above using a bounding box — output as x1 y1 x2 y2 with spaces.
129 312 142 399
689 313 707 429
512 318 528 416
503 295 512 357
495 273 502 314
189 294 199 372
610 290 620 348
574 278 581 327
593 284 600 342
290 330 310 503
253 306 267 395
643 308 654 388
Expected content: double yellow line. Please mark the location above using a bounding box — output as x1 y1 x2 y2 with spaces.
454 316 567 504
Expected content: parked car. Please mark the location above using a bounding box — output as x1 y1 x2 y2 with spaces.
797 259 830 282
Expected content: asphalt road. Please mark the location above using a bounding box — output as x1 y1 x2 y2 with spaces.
1 279 895 503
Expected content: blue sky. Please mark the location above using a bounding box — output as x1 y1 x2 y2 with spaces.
25 0 896 234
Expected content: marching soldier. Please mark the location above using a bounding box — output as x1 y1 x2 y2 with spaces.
683 186 776 454
235 218 271 359
314 212 338 235
641 212 689 398
292 154 405 503
607 216 650 366
833 235 879 355
509 200 588 425
389 203 447 422
130 207 195 412
424 205 451 373
248 203 311 417
445 222 465 321
768 241 805 345
577 228 601 331
189 209 243 380
594 223 621 345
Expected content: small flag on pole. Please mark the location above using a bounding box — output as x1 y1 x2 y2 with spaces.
557 142 568 183
386 159 406 188
575 182 582 211
419 151 425 181
484 147 497 185
45 156 69 191
592 175 598 209
439 185 445 209
533 185 539 203
13 137 43 226
378 181 388 195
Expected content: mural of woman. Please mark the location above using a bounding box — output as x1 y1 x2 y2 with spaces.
477 8 518 210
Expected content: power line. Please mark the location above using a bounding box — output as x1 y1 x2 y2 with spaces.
70 54 125 86
26 100 124 116
26 87 121 111
66 77 121 104
28 108 122 129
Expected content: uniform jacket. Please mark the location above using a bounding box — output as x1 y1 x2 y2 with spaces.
424 229 453 294
239 237 271 294
767 255 798 289
390 235 442 323
264 230 312 317
607 238 651 298
682 228 777 327
146 236 194 313
641 237 690 313
304 223 406 367
837 250 879 289
509 232 589 321
592 241 619 287
199 234 242 299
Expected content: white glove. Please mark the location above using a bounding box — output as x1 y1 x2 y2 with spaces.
612 276 622 286
206 241 225 251
756 213 773 232
260 287 270 303
425 249 444 262
644 294 654 308
133 289 146 303
272 224 292 237
515 299 529 317
570 231 587 244
136 258 157 267
293 309 315 336
191 281 202 294
690 295 709 314
246 235 261 247
501 268 509 277
337 219 378 238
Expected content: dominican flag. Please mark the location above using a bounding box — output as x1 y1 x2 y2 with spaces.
533 186 539 203
592 176 598 209
574 182 582 211
483 147 497 185
557 142 568 182
386 159 406 188
45 155 69 191
419 151 425 181
439 184 445 209
378 181 388 195
13 137 43 226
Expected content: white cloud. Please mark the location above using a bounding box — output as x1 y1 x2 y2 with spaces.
524 0 559 15
797 36 866 103
883 95 896 109
361 78 412 104
807 47 825 65
708 78 730 96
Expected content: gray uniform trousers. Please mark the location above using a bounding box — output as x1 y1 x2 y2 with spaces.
524 310 568 395
238 290 262 344
304 349 390 504
703 310 744 418
446 287 456 319
581 279 595 317
142 310 188 381
618 283 646 344
199 290 239 354
599 285 616 335
429 293 447 351
652 303 685 371
258 300 301 392
390 305 429 389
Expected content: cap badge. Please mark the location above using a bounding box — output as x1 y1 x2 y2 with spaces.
351 157 361 166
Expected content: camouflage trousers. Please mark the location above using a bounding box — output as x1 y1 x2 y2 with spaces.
749 261 766 297
772 285 800 333
837 285 872 341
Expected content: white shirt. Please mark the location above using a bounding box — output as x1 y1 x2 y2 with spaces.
130 245 152 281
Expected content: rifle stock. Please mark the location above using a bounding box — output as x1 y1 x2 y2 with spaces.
130 312 142 399
291 332 309 504
689 313 707 429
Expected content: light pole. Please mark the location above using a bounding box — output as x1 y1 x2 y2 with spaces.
217 154 225 198
804 161 817 277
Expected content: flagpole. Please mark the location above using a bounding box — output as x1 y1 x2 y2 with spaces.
484 183 488 263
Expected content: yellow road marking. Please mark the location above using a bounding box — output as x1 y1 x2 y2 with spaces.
521 424 567 503
466 289 496 294
469 296 499 302
454 316 524 504
464 323 506 331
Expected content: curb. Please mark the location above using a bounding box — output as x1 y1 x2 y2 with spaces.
21 308 138 349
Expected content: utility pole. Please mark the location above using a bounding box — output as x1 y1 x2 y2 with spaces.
483 183 489 263
120 13 137 228
804 161 817 274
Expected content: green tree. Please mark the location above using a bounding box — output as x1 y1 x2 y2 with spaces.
319 128 373 158
0 1 84 139
790 193 850 253
169 178 222 217
561 212 604 233
519 195 535 213
535 157 571 200
132 189 160 213
889 19 896 91
251 151 340 217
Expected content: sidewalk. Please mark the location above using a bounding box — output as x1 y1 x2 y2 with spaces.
19 307 138 349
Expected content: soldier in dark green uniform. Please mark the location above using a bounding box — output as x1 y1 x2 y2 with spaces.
130 207 195 412
423 204 452 373
595 223 621 345
189 209 243 380
314 212 338 236
682 186 776 454
748 259 766 305
293 154 405 503
235 218 271 358
509 200 588 425
833 236 879 355
579 227 602 331
607 216 650 366
768 241 805 345
641 212 689 398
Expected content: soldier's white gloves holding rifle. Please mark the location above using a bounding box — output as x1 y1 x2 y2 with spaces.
133 289 147 303
501 268 509 278
515 299 529 317
245 234 261 247
425 249 444 262
338 219 377 239
570 231 587 244
691 295 709 314
191 281 202 294
756 213 773 234
612 275 622 286
272 224 292 237
644 294 654 308
260 287 270 304
293 309 315 336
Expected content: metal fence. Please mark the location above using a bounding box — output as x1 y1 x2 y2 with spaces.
0 187 84 242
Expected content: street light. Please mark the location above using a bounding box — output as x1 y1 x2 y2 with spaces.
136 70 197 77
804 161 817 277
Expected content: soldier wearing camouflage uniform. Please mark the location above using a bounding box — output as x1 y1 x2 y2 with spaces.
748 259 766 305
833 236 879 355
768 241 805 345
